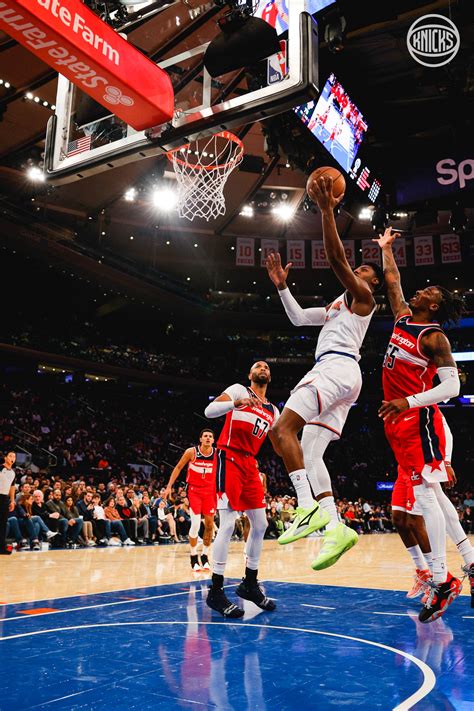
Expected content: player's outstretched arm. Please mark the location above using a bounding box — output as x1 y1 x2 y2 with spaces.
266 252 326 326
204 389 254 419
373 228 409 319
310 177 374 316
378 332 460 421
164 448 194 498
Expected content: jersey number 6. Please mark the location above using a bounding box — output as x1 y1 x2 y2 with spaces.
252 418 269 438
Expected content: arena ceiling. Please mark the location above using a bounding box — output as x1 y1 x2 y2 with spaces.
0 0 473 305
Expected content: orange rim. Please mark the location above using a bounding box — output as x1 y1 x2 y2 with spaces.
166 131 244 172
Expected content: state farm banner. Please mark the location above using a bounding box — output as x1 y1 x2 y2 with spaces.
260 239 279 267
312 241 329 269
0 0 174 130
343 240 356 268
236 237 255 266
414 235 435 266
440 233 461 264
287 240 305 269
361 240 381 266
393 237 407 267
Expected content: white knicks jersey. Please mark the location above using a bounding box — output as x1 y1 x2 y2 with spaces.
315 292 375 362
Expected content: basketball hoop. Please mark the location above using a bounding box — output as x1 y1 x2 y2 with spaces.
166 131 244 222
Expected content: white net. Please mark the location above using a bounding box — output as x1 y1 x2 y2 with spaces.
167 131 244 222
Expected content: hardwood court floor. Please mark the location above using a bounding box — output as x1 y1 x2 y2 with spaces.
1 532 473 604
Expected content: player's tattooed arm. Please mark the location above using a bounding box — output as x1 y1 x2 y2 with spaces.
163 447 194 499
311 176 374 316
421 330 457 368
373 228 409 319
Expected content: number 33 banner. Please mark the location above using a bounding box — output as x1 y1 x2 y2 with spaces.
414 236 434 266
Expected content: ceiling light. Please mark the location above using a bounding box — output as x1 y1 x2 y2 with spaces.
358 207 373 221
26 166 45 182
153 188 178 212
124 187 136 202
272 204 295 221
240 205 254 218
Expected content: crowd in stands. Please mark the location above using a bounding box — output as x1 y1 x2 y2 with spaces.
1 377 473 552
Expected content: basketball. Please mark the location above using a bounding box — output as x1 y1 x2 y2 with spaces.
306 166 346 202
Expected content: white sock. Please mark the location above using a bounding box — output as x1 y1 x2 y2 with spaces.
318 495 338 531
202 544 210 555
433 482 474 566
190 543 198 556
415 482 447 584
289 469 314 509
212 510 237 576
406 545 427 570
457 538 474 567
423 551 433 573
245 508 268 570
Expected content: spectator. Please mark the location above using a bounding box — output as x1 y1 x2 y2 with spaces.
13 497 41 550
32 489 67 547
46 488 83 548
91 494 128 545
104 496 137 545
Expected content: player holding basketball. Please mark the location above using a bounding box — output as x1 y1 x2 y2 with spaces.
267 175 383 571
164 429 217 572
204 361 279 618
375 228 465 622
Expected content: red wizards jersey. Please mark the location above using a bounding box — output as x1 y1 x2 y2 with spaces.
186 446 216 488
382 315 443 401
217 384 279 457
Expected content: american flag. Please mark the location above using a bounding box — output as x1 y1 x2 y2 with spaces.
66 135 92 157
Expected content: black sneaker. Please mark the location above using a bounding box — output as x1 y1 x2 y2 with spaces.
419 573 462 623
236 578 276 611
462 563 474 609
191 554 200 571
0 546 12 555
32 540 41 551
206 586 244 618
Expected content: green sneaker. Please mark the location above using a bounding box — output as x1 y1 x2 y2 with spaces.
278 502 330 545
311 523 358 570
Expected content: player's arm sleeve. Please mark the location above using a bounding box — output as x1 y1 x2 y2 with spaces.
441 415 454 462
406 367 460 409
279 287 326 326
204 384 246 418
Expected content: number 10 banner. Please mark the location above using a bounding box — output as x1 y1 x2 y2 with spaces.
236 237 255 266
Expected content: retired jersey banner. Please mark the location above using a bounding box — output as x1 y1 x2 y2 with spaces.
312 241 329 269
361 240 381 266
287 240 305 269
0 0 174 130
260 239 279 267
236 237 255 266
414 235 435 266
440 233 461 264
393 237 407 267
343 240 356 268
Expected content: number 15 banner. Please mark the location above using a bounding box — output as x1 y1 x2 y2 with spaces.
414 236 434 266
287 240 305 269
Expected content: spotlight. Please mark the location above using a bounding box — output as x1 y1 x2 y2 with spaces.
272 204 295 221
324 12 347 54
371 206 387 232
27 166 45 182
359 207 373 221
449 204 467 234
153 188 178 212
124 187 136 202
240 205 254 218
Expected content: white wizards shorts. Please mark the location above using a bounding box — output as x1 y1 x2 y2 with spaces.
285 354 362 440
